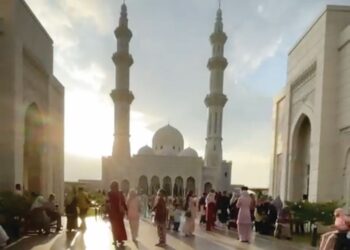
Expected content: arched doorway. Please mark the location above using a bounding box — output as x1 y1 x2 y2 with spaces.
185 177 195 194
290 115 311 201
121 179 130 195
150 176 160 195
204 182 212 193
138 175 148 195
163 176 172 196
23 103 44 193
173 176 184 197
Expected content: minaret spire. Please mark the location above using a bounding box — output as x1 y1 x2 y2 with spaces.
110 2 134 164
204 6 228 174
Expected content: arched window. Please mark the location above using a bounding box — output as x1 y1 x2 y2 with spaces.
150 176 160 195
173 176 184 197
138 175 148 195
163 176 172 196
185 177 196 194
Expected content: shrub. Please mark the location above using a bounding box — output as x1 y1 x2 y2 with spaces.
285 200 341 225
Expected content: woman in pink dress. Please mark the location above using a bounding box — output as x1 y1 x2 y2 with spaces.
106 181 128 247
236 186 253 243
126 189 140 242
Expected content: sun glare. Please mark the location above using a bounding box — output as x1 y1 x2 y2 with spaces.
65 89 154 158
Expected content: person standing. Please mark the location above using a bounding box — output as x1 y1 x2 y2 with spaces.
173 204 182 232
126 189 140 242
106 181 128 247
76 187 90 230
183 191 197 236
198 193 207 224
206 190 216 231
236 186 253 243
152 189 167 247
65 187 78 232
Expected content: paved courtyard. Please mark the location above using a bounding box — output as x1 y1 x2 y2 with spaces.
5 217 317 250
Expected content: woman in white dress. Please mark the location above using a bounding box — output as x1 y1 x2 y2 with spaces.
183 191 197 236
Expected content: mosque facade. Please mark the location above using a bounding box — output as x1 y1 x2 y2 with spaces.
0 0 65 208
102 3 232 196
270 5 350 205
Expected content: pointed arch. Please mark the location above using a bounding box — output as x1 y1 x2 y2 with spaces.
185 177 196 194
150 176 160 195
121 179 130 195
204 182 212 193
163 176 172 196
173 176 184 197
289 114 312 201
23 103 44 193
138 175 148 195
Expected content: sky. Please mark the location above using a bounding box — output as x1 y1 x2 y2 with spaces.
26 0 350 188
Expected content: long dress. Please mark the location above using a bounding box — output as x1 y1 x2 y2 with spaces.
127 197 140 241
183 197 197 235
206 192 216 231
107 191 127 243
65 196 78 231
237 191 252 242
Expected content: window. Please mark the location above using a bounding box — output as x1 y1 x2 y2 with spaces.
172 146 175 150
160 145 163 150
224 172 228 177
213 145 216 151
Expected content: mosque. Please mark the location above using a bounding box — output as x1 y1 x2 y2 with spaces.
270 5 350 205
102 3 232 196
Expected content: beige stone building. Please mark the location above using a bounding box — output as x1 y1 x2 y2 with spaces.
0 0 64 207
102 3 232 196
270 5 350 205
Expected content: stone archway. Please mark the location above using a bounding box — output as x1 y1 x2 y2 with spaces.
163 176 172 196
290 114 311 201
121 179 130 195
185 177 195 194
138 175 148 195
23 103 44 193
173 176 184 197
150 176 160 195
204 182 212 193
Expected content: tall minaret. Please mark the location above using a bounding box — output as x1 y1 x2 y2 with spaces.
111 2 134 164
204 6 228 169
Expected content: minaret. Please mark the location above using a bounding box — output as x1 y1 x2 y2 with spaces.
204 6 228 168
111 2 134 164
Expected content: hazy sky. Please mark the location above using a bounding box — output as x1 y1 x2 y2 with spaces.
27 0 350 188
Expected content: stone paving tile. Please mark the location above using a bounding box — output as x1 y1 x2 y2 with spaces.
5 217 317 250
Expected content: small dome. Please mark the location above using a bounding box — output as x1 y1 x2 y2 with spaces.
179 147 198 157
137 145 154 155
152 124 184 156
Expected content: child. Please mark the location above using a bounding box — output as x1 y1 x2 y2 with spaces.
274 207 292 239
167 198 174 230
319 208 350 250
173 204 182 232
152 189 167 247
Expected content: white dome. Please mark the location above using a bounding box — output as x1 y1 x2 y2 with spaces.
152 124 184 156
137 145 154 155
179 147 198 157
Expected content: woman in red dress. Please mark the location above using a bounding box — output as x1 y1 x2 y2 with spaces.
206 189 216 231
107 181 128 247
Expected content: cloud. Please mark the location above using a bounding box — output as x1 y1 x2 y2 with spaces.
26 0 350 187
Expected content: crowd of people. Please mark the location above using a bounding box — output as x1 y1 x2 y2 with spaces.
2 182 350 250
102 182 294 247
